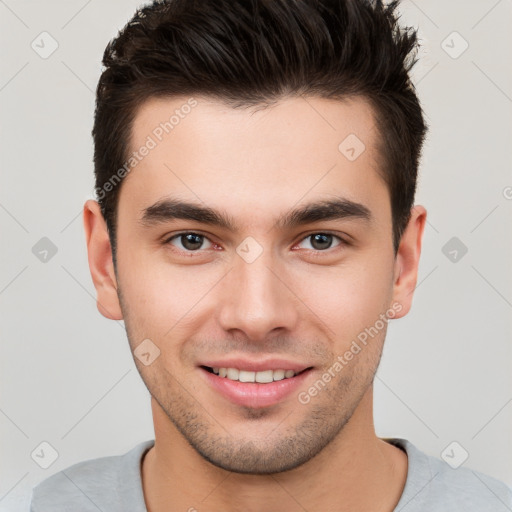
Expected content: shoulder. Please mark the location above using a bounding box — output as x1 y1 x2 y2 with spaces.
30 440 154 512
389 438 512 511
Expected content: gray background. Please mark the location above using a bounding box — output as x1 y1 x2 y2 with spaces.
1 0 511 509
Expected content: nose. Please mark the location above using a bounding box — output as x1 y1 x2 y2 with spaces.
216 245 300 342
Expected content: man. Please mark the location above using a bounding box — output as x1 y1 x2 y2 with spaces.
30 0 512 510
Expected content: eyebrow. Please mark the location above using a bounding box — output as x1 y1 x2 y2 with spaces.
139 196 372 231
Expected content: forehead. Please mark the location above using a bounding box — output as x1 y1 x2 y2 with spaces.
120 94 389 228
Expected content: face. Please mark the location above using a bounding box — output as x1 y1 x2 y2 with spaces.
85 94 423 474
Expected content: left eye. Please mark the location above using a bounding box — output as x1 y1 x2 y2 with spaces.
296 233 343 251
167 233 213 251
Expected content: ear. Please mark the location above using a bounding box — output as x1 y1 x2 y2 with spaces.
391 205 427 319
83 200 123 320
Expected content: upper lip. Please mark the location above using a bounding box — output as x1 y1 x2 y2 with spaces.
200 358 312 373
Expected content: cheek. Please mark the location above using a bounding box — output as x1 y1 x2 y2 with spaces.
116 248 222 337
296 256 393 339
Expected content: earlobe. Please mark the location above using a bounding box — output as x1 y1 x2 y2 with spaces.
83 199 123 320
391 205 427 319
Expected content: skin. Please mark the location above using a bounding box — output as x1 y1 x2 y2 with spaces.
84 94 426 512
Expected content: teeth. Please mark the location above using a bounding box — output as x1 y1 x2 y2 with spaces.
227 368 239 380
239 370 255 382
255 370 273 383
212 367 297 383
272 369 285 381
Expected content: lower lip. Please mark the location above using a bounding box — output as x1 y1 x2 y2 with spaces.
200 367 312 409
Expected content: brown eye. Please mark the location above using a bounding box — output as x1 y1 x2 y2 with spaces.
297 233 343 251
167 232 213 251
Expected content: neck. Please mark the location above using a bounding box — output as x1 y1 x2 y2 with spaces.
141 388 408 512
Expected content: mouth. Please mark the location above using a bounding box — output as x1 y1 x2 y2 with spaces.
199 363 314 409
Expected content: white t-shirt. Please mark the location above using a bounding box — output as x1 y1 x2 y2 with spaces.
30 438 512 511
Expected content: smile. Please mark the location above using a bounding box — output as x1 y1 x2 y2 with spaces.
200 364 313 408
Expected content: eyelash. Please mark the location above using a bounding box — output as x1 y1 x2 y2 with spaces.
163 231 349 255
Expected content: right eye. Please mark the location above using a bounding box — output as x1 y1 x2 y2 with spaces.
165 232 215 252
